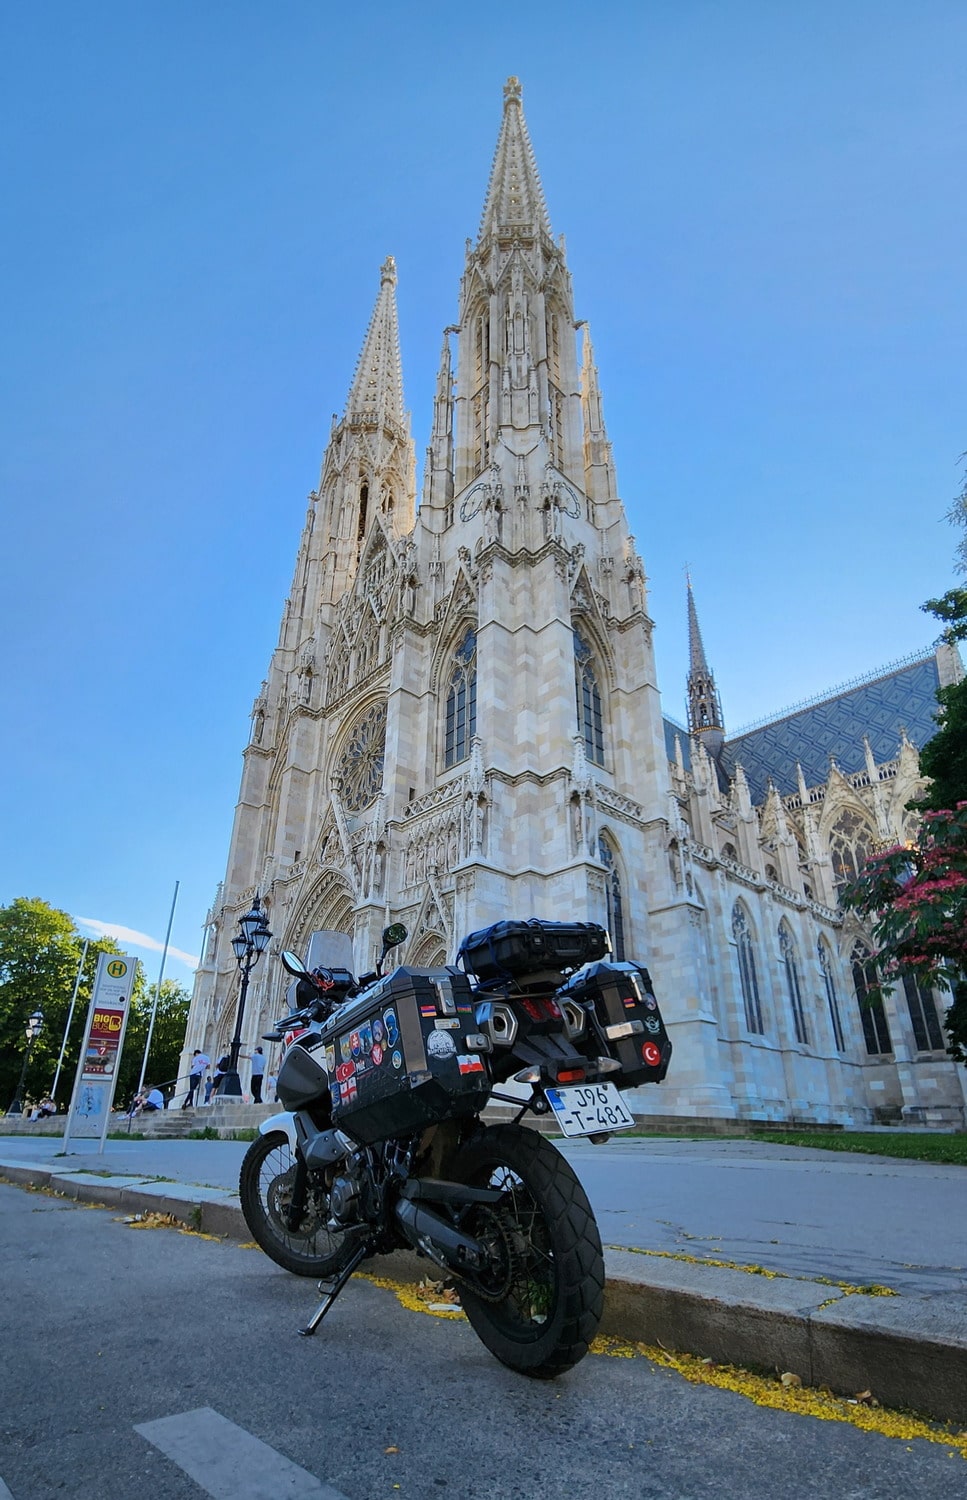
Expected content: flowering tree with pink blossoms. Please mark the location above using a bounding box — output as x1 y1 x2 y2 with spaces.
841 803 967 1064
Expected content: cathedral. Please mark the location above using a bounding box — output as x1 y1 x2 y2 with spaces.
185 78 966 1127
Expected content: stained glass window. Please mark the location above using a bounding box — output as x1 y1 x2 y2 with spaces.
337 702 387 812
829 810 874 892
732 904 764 1034
573 628 604 766
818 940 845 1052
598 835 625 960
779 922 809 1045
851 942 892 1055
902 975 944 1052
445 628 477 768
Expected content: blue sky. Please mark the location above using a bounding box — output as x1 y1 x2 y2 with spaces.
2 1 965 982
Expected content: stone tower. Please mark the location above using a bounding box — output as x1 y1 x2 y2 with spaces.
185 79 966 1129
187 77 728 1115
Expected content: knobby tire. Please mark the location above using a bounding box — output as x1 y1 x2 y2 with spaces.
451 1123 605 1379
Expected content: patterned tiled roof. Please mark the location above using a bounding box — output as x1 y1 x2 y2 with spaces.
720 653 940 804
663 716 691 770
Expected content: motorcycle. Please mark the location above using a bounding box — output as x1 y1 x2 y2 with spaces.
239 918 672 1378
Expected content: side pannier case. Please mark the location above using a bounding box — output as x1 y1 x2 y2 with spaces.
557 961 672 1087
458 919 610 987
319 967 492 1145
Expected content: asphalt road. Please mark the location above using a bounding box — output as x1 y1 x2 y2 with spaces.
5 1132 967 1298
3 1182 967 1500
561 1138 967 1296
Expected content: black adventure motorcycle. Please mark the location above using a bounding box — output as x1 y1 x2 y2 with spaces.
239 918 672 1378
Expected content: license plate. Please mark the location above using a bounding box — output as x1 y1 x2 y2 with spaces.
544 1081 636 1137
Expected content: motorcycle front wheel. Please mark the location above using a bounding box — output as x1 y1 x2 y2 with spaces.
451 1122 605 1379
239 1130 357 1278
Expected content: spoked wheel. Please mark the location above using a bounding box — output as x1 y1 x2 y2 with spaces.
451 1123 605 1379
239 1130 356 1278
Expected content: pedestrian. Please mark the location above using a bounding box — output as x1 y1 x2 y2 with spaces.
242 1046 267 1103
266 1071 278 1103
203 1071 214 1104
212 1054 231 1095
36 1096 57 1118
183 1049 211 1108
139 1086 165 1114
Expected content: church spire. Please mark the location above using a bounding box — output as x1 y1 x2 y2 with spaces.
477 77 553 245
686 575 725 759
310 257 415 600
580 322 617 504
452 79 583 492
345 256 406 433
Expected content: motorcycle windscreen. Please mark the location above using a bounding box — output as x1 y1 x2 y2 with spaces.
284 929 358 1011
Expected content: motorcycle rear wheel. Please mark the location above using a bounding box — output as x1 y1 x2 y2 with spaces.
451 1123 604 1379
239 1130 357 1278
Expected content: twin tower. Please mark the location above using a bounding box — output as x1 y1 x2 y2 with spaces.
190 79 911 1125
188 77 704 1101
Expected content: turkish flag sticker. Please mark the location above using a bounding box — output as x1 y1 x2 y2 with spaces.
641 1042 662 1067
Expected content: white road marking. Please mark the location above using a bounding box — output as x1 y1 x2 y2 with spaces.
135 1406 350 1499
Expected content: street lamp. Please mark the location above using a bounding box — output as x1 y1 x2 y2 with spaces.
7 1008 44 1116
218 896 272 1098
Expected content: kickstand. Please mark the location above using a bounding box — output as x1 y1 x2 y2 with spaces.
298 1243 369 1337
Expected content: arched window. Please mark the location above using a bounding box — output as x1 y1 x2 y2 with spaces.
850 942 892 1055
444 628 477 768
732 904 764 1034
598 834 625 960
573 628 604 766
902 975 944 1052
779 922 809 1045
818 939 845 1052
829 810 874 892
357 482 369 548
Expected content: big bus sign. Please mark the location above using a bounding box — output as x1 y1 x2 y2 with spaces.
63 952 136 1151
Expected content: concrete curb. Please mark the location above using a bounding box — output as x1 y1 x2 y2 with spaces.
4 1165 966 1428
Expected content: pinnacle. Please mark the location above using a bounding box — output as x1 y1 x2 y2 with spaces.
345 257 406 429
477 77 553 244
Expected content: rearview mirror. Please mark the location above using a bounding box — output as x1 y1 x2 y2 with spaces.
382 923 407 950
280 950 307 977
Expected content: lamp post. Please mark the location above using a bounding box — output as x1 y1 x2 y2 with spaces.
7 1008 44 1116
218 896 272 1098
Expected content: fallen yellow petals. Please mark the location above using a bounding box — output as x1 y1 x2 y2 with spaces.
588 1336 967 1458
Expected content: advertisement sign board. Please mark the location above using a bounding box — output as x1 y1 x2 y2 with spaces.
63 953 135 1151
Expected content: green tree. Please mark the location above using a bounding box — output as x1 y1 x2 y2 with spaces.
0 898 142 1110
917 466 967 811
842 469 967 1062
116 979 191 1105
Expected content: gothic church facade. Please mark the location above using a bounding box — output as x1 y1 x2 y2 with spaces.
185 79 966 1127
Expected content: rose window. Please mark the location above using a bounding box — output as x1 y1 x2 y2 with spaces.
337 702 387 812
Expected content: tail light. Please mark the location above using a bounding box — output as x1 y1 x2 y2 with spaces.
555 1066 586 1084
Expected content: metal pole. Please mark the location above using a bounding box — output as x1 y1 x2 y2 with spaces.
137 881 179 1097
220 958 251 1097
8 1038 35 1116
52 939 89 1099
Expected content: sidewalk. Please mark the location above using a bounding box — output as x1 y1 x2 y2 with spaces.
2 1132 965 1426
